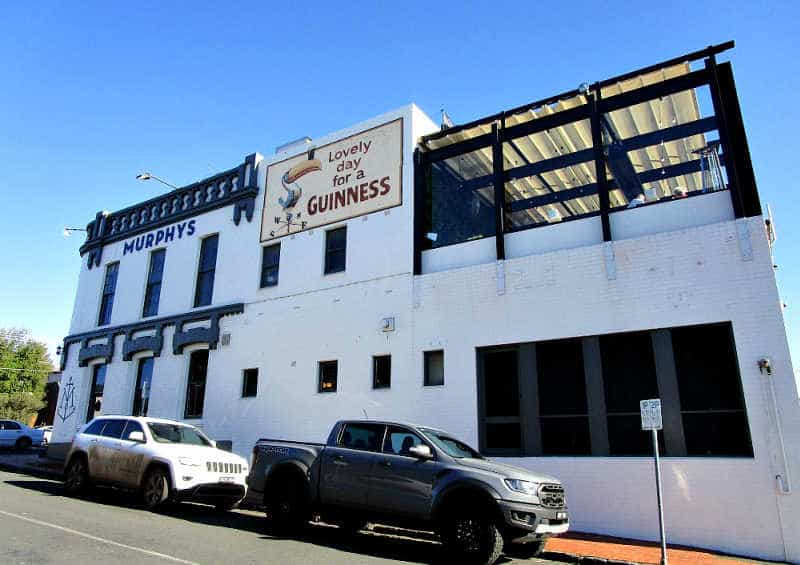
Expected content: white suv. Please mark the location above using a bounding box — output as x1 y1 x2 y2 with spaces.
63 416 248 510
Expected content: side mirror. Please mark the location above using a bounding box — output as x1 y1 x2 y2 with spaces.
210 440 217 448
128 430 145 443
409 444 433 460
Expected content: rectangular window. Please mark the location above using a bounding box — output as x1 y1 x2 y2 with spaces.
260 244 281 288
132 357 154 416
194 235 219 307
339 422 384 451
242 368 258 398
142 249 166 317
318 360 338 393
86 364 107 422
97 263 119 326
184 350 209 418
324 227 347 274
671 323 752 456
373 355 391 389
600 331 660 455
424 350 444 386
537 338 591 455
481 348 522 454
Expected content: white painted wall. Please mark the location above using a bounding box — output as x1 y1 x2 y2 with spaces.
52 104 800 562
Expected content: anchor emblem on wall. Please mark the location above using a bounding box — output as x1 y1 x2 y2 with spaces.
57 375 76 422
270 157 321 237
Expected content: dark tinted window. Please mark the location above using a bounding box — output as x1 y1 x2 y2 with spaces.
242 368 258 398
84 420 106 435
537 339 591 455
672 323 752 456
194 235 218 307
4 421 21 430
485 423 522 450
424 350 444 386
484 350 518 417
324 227 346 274
318 361 337 393
97 262 118 326
184 350 209 418
122 420 145 441
260 244 280 288
340 423 384 451
372 355 391 389
383 426 424 455
101 419 127 439
143 249 166 317
86 364 107 422
133 357 154 417
601 331 659 455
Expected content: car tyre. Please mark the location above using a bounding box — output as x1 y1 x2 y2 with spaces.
266 473 309 534
439 507 504 565
15 436 32 451
142 467 171 510
505 539 546 558
64 455 91 496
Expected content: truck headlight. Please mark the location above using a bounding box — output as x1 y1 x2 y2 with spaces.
504 479 540 496
178 457 200 467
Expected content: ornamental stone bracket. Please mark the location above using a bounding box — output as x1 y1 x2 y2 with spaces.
122 327 165 361
61 303 245 370
77 334 115 367
79 153 260 269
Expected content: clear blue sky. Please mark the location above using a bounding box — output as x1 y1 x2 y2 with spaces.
1 1 798 368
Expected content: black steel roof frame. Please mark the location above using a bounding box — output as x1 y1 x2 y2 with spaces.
412 42 761 274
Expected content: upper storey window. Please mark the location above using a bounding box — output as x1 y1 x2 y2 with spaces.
97 263 119 326
142 249 166 317
194 235 218 308
324 227 347 275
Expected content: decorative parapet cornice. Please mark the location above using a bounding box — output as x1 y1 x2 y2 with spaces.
60 303 244 370
80 154 260 269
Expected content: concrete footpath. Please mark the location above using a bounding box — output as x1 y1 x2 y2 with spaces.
0 450 787 565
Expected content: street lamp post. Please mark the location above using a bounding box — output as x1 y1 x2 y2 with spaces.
136 172 179 190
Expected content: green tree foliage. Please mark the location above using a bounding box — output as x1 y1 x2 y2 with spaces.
0 328 53 421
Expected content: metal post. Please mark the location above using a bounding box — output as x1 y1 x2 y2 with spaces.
652 429 668 565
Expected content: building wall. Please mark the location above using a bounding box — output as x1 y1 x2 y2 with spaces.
51 104 800 562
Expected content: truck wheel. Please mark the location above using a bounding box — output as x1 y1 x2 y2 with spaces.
142 467 170 510
266 474 309 533
505 540 546 558
439 509 504 565
64 456 91 496
15 437 32 451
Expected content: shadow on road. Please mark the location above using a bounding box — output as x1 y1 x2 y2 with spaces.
3 477 516 564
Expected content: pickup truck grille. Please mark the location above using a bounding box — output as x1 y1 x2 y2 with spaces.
538 484 566 508
206 461 243 474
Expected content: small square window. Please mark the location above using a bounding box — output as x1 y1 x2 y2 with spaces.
324 227 346 275
242 368 258 398
260 244 280 288
319 361 338 393
424 350 444 386
373 355 391 389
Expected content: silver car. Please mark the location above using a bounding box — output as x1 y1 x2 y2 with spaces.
63 415 248 510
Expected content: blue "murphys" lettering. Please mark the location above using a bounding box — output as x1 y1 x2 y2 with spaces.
122 220 199 256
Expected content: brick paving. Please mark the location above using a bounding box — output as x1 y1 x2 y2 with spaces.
545 532 786 565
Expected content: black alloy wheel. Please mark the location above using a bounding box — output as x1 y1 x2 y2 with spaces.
64 456 90 495
142 468 170 510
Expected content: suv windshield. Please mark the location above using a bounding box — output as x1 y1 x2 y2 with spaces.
419 428 482 459
147 422 211 446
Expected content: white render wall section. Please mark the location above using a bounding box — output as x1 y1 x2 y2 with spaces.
411 217 799 563
52 104 800 562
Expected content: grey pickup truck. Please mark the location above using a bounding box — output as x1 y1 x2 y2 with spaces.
246 420 568 565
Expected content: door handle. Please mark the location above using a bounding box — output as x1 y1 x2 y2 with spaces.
333 454 346 463
90 439 99 444
380 459 392 468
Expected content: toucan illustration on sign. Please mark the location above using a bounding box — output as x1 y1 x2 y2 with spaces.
279 158 322 209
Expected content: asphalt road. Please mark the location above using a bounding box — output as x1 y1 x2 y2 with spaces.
0 469 568 565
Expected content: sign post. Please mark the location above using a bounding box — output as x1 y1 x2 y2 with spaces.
641 398 668 565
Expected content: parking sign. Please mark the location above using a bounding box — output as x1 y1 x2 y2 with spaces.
640 399 663 430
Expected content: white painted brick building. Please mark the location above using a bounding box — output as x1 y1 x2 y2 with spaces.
52 45 800 562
